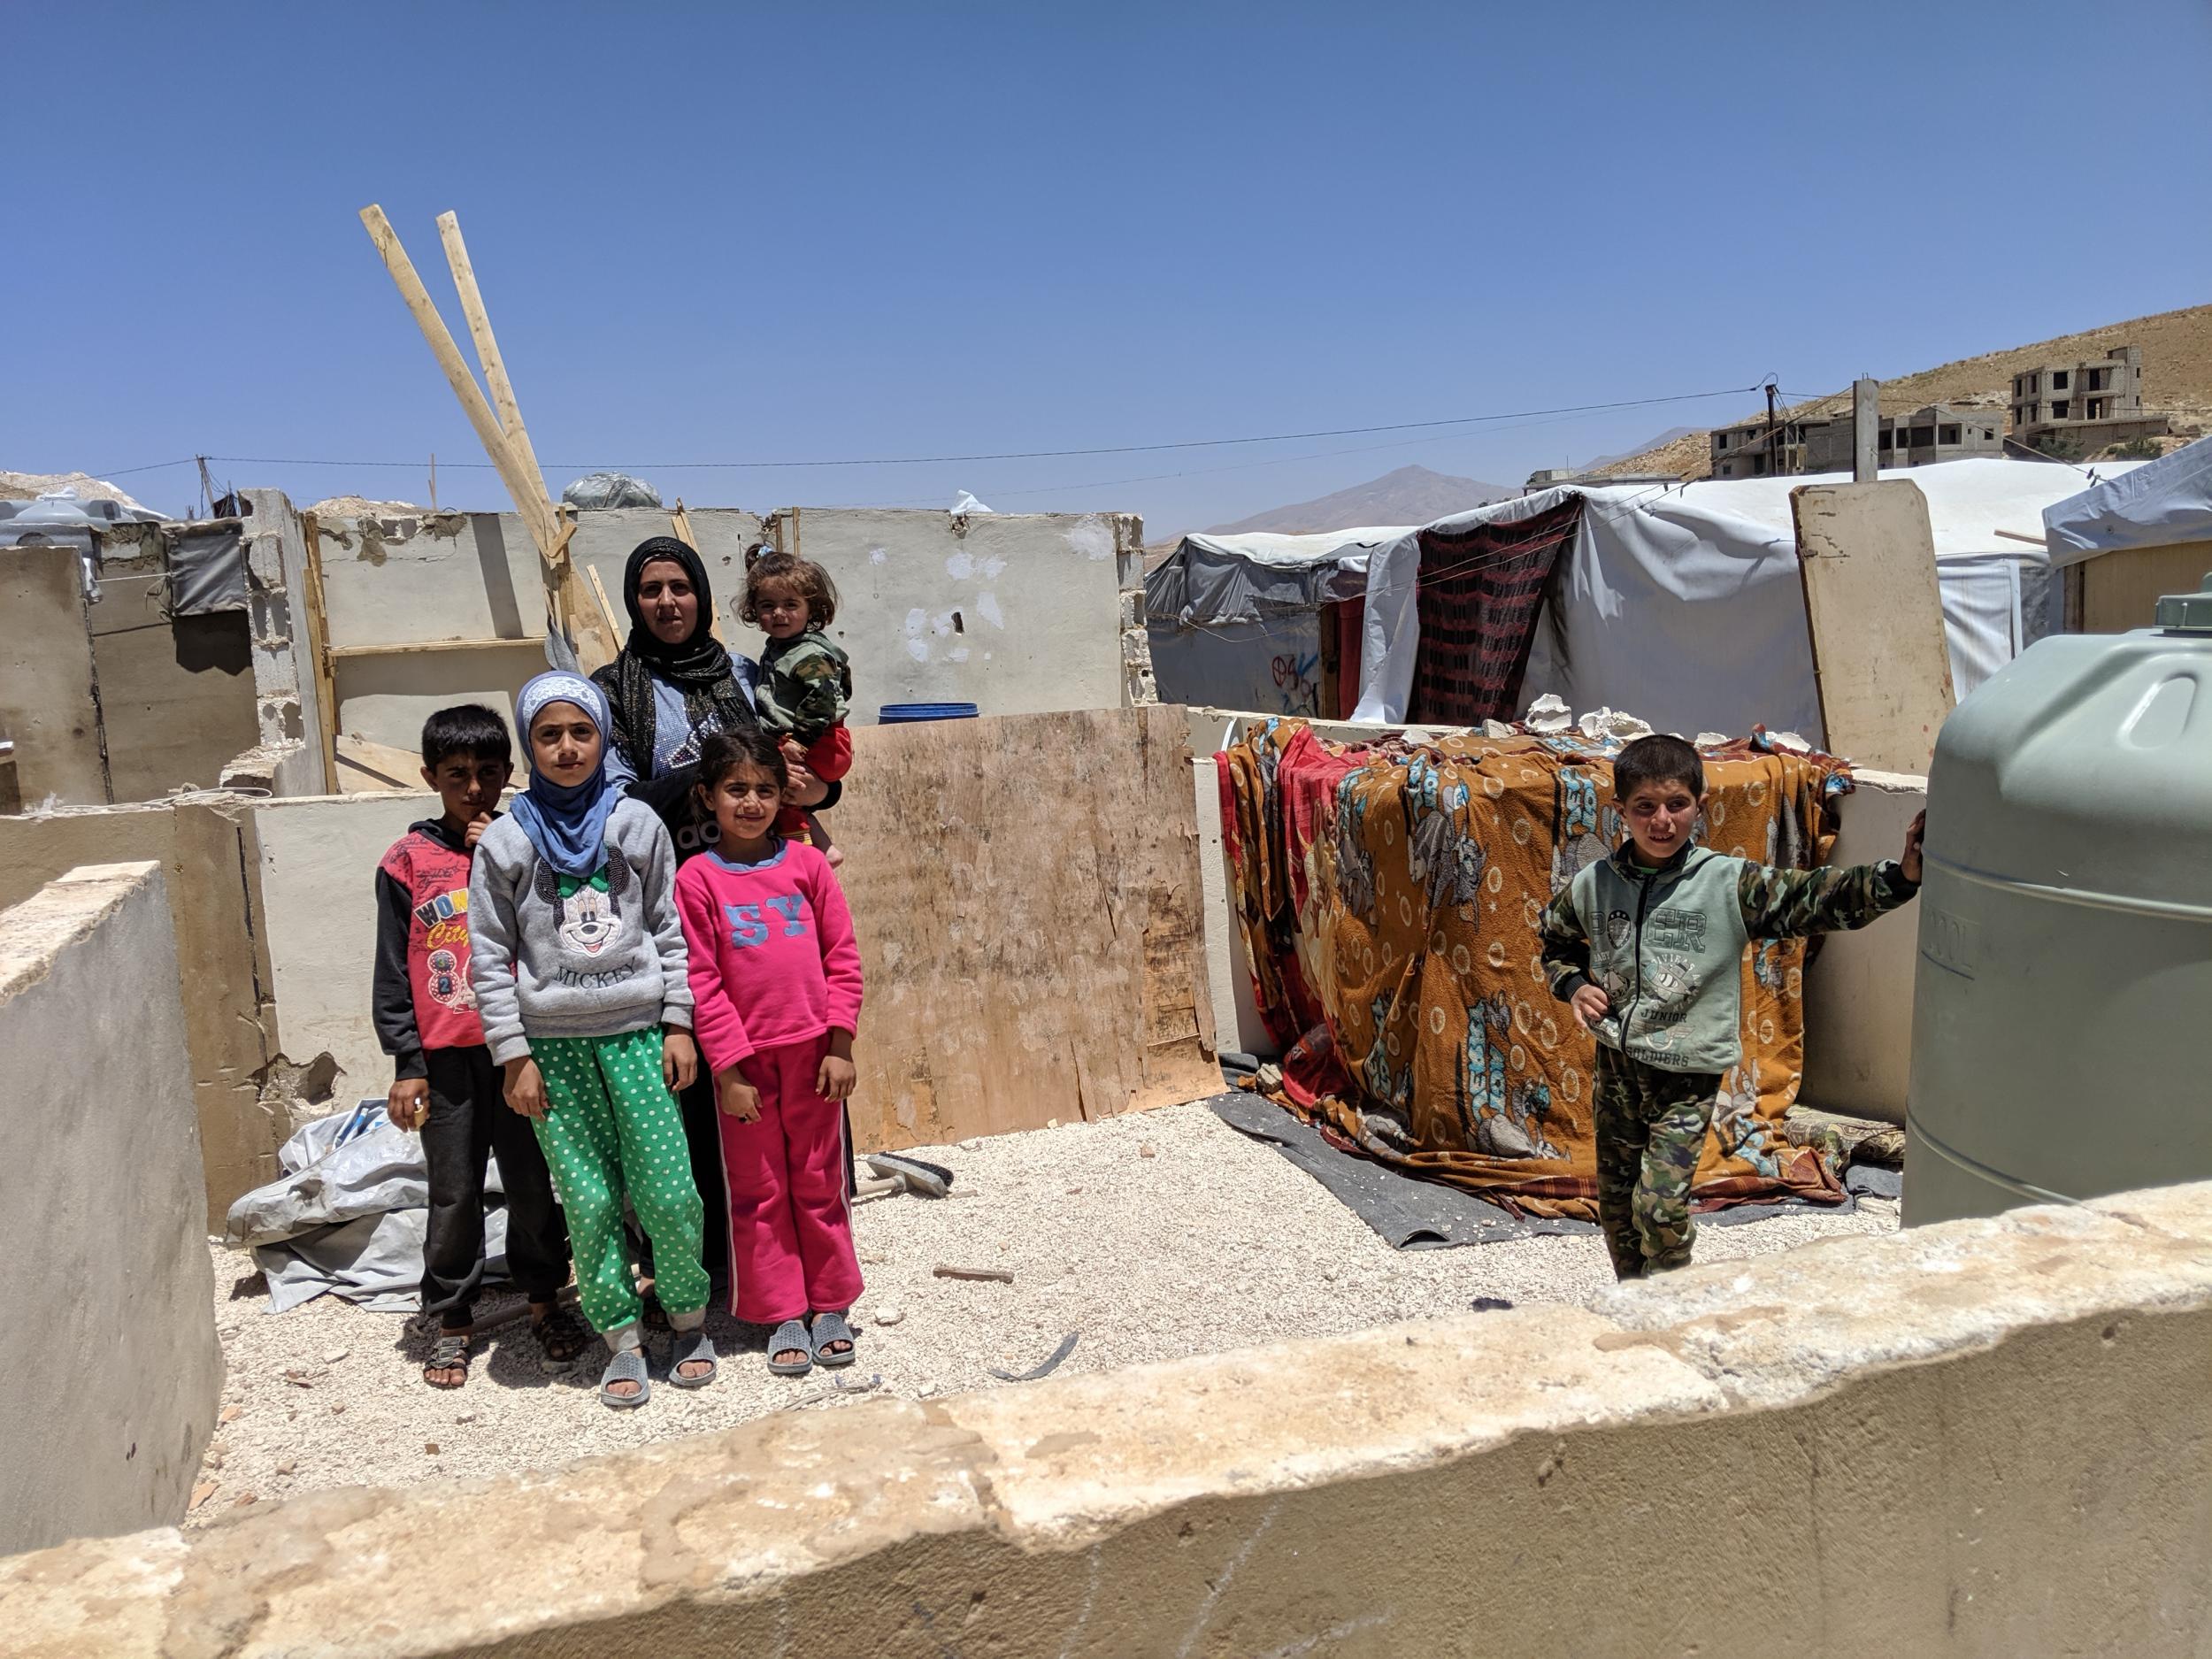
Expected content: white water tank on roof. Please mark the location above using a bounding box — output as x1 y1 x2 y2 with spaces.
1904 573 2212 1225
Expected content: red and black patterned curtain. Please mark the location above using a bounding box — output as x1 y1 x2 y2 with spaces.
1409 496 1584 726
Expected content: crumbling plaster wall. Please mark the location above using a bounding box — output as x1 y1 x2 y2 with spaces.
249 789 441 1102
0 542 107 806
309 505 1148 751
8 1181 2209 1655
0 863 222 1559
238 490 327 799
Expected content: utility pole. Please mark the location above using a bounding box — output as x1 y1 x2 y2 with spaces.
195 455 215 518
1764 381 1780 477
429 452 438 511
1853 379 1879 481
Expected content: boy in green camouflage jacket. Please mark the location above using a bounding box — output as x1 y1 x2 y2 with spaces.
1539 733 1924 1280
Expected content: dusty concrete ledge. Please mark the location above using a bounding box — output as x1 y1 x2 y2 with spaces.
0 863 224 1559
4 1184 2210 1656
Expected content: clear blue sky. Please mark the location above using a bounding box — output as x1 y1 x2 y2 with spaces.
9 2 2208 536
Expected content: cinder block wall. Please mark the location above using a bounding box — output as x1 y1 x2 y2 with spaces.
0 863 223 1557
5 1183 2208 1655
310 505 1148 752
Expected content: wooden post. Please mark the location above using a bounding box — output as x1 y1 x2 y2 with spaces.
1854 378 1879 482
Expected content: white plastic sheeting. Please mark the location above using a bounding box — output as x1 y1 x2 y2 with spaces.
1147 526 1409 715
226 1102 513 1313
1354 459 2136 741
2042 436 2212 563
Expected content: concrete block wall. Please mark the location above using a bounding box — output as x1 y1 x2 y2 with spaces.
0 799 286 1220
6 1180 2208 1654
311 504 1150 753
0 863 223 1557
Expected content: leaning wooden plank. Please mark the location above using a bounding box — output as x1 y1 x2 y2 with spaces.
434 211 548 491
830 706 1219 1149
1793 480 1957 775
357 205 556 557
334 733 429 793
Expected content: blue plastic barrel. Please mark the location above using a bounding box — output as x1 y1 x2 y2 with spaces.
877 702 979 724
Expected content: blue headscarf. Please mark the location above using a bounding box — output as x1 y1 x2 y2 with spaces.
511 672 620 879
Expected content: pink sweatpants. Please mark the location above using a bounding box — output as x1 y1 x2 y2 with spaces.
716 1035 864 1325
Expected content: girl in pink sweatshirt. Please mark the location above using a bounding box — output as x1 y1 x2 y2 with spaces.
674 727 865 1376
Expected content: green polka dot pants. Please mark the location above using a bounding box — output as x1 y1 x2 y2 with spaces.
528 1029 709 1336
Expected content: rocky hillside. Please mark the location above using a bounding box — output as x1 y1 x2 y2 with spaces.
1592 302 2212 480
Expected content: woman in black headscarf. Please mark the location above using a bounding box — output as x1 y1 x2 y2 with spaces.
594 536 836 831
591 536 845 1308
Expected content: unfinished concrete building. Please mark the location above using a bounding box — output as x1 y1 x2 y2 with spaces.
2011 342 2170 454
1709 404 2001 479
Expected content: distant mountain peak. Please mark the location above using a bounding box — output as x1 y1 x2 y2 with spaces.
1205 464 1515 536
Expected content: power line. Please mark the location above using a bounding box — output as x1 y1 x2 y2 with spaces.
89 382 1769 482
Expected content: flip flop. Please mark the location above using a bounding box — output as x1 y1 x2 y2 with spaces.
668 1329 718 1389
599 1348 650 1409
809 1310 857 1369
767 1319 813 1377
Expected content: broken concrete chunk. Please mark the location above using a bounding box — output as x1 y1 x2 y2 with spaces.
872 1307 905 1327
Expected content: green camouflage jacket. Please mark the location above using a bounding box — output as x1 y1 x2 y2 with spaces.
756 631 853 745
1539 841 1918 1072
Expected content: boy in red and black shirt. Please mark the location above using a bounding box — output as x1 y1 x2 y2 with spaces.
372 704 587 1386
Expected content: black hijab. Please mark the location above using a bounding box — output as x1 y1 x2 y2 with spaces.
591 536 758 782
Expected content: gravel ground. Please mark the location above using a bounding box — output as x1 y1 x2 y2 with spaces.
188 1099 1896 1524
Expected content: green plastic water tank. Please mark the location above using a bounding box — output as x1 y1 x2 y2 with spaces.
1903 573 2212 1225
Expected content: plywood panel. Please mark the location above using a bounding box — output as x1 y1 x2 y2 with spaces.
1793 481 1956 774
833 705 1219 1148
0 545 106 805
2081 539 2212 634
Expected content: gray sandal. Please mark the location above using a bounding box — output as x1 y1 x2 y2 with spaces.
668 1329 718 1389
422 1331 470 1390
767 1319 813 1377
599 1348 650 1409
810 1310 857 1369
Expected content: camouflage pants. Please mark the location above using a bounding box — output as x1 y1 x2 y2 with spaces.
1592 1048 1720 1280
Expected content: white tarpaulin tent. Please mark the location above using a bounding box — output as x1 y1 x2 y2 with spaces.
1147 526 1410 717
1354 457 2144 742
2043 435 2212 562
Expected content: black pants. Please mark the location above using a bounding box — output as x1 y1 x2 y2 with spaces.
420 1046 570 1326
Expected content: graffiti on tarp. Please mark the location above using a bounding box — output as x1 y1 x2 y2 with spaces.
1271 650 1322 716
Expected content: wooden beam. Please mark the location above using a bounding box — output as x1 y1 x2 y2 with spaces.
357 205 557 557
359 204 617 674
327 637 543 661
434 211 547 490
298 511 342 794
1993 528 2048 547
